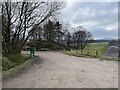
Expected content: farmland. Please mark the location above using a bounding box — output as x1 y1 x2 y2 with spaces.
64 42 109 59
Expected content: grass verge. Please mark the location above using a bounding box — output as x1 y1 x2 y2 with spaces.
2 54 30 72
64 42 120 61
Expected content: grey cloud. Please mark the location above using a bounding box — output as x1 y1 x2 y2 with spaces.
61 2 118 39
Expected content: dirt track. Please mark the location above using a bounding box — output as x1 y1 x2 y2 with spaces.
3 51 118 88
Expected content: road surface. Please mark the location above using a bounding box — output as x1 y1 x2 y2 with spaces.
3 51 118 88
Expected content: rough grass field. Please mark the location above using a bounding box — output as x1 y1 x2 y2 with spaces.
64 42 110 59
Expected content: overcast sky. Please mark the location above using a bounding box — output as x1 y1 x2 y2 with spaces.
60 2 118 40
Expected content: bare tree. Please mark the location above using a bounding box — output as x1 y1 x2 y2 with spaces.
2 2 64 54
73 26 92 53
54 21 63 46
65 31 71 50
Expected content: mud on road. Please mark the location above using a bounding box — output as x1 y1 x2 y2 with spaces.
3 51 118 88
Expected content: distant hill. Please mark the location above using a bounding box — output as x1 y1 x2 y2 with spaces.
93 38 118 43
100 38 114 40
93 39 110 43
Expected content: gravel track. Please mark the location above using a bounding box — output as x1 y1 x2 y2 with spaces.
3 51 118 88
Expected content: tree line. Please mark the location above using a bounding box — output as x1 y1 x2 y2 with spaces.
2 2 64 55
2 2 93 55
29 20 93 51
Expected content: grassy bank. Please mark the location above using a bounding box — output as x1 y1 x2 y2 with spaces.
64 42 119 61
2 54 30 72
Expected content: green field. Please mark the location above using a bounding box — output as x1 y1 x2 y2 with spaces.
65 42 108 59
87 42 108 50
